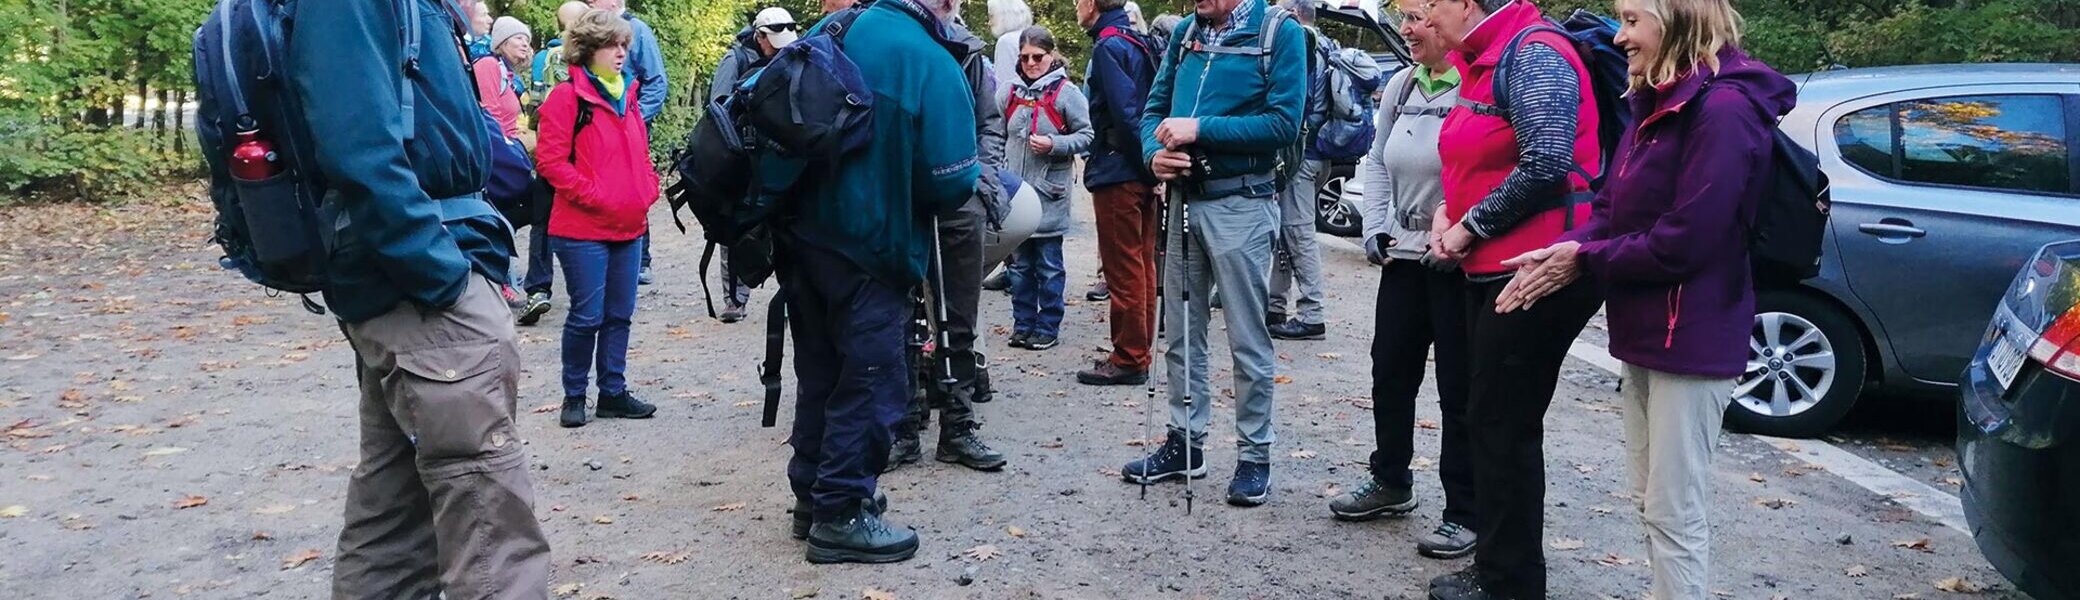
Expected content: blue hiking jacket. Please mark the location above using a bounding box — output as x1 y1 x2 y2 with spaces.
787 0 981 288
625 12 668 125
1139 0 1308 198
286 0 514 323
1081 8 1157 189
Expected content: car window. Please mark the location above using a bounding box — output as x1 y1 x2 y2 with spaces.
1833 94 2072 195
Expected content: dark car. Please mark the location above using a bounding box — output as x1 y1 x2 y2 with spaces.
1957 239 2080 600
1727 64 2080 437
1310 1 1407 237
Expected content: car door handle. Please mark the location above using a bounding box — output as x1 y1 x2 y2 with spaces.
1858 223 1927 238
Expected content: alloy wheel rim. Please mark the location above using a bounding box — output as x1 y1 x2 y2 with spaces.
1317 175 1357 230
1734 311 1838 418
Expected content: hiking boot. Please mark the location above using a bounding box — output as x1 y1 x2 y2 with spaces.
1227 460 1272 507
595 390 657 419
1077 361 1148 386
637 268 653 286
1427 567 1498 600
1021 335 1059 351
790 491 887 540
1086 280 1110 302
1417 521 1479 559
882 434 923 474
719 303 747 324
500 284 527 312
936 430 1007 471
1007 332 1031 349
558 396 588 428
1329 477 1419 521
1265 311 1286 328
1270 320 1327 341
517 292 552 326
806 498 919 564
1121 432 1205 484
982 267 1010 292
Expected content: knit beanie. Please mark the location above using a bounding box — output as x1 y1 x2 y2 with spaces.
491 16 531 52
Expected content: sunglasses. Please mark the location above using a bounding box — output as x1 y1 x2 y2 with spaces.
760 22 798 33
1019 53 1050 64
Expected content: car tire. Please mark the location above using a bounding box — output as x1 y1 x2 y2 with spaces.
1724 290 1869 438
1315 163 1362 238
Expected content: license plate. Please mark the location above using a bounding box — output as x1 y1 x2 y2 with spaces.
1988 325 2028 391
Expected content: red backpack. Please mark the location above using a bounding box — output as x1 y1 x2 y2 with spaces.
1004 79 1068 134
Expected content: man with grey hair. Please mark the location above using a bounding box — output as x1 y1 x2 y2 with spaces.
1268 0 1334 341
885 0 1012 474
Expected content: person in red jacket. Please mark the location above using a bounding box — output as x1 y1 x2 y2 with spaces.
535 9 661 429
1423 0 1606 598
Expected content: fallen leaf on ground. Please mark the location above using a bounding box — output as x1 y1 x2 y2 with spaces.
790 588 821 599
40 444 66 454
639 550 691 565
1271 375 1294 384
622 494 642 501
1316 352 1342 360
553 583 583 598
1748 473 1767 483
252 531 273 540
1939 477 1963 487
1893 538 1933 553
0 505 26 518
1005 526 1027 538
1318 484 1342 498
963 544 1002 561
1589 506 1614 515
253 504 296 515
1410 457 1435 471
710 503 745 512
1846 564 1869 577
530 403 559 414
281 549 322 570
732 400 759 408
1550 539 1585 550
1038 440 1064 449
143 447 189 457
1289 450 1318 459
1574 464 1597 474
592 515 615 524
1753 497 1797 510
174 495 209 509
861 588 896 600
1594 553 1636 566
1416 419 1439 430
1893 595 1923 600
1933 577 1985 593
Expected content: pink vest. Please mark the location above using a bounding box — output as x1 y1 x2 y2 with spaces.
1437 0 1600 276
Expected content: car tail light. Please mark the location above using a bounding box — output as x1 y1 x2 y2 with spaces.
2007 241 2080 381
2027 306 2080 380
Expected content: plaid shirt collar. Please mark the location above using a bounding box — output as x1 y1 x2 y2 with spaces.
1198 0 1259 44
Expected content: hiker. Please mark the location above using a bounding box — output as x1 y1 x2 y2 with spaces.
1150 13 1183 40
1124 1 1147 32
886 0 1013 474
1496 0 1794 597
1424 0 1609 597
587 0 666 284
998 27 1092 353
282 1 550 595
1267 0 1334 341
537 9 662 429
1120 0 1307 508
987 0 1035 91
1073 0 1162 387
1328 0 1479 561
473 17 533 142
705 6 801 324
466 0 494 58
779 0 980 564
517 0 594 327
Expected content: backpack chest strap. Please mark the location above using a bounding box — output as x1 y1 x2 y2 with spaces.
1184 40 1268 56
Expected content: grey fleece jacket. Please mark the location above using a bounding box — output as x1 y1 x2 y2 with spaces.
1359 67 1458 263
996 65 1093 238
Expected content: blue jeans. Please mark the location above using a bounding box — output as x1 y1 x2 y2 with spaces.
550 236 641 399
1007 236 1065 339
521 224 554 297
783 241 911 520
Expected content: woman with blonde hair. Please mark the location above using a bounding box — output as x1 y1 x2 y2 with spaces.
1494 0 1794 598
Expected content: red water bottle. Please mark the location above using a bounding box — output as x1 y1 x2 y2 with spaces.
228 128 280 181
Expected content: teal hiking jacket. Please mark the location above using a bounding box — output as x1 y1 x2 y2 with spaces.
1139 0 1309 198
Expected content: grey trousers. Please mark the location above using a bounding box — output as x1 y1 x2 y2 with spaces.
335 276 552 600
1271 159 1326 324
899 196 989 437
1164 192 1279 463
1620 363 1734 600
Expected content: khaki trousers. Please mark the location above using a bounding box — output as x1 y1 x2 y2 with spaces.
335 276 551 600
1620 363 1734 600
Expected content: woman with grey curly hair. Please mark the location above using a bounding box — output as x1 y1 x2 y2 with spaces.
988 0 1034 89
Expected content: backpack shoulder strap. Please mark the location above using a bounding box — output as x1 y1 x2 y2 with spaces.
1492 23 1571 116
398 0 422 137
555 81 592 164
758 288 789 428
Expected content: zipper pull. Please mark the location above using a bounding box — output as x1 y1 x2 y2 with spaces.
1665 284 1683 349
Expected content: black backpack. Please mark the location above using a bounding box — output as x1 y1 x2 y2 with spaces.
1748 107 1831 288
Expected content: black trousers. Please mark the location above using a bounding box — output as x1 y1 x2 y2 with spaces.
1463 276 1600 600
1369 259 1475 529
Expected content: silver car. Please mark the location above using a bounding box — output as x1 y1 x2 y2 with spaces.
1732 64 2080 437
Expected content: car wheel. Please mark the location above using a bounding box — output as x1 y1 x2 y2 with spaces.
1724 290 1869 438
1315 164 1362 238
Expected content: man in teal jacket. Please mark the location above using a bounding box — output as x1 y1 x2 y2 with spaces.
1121 0 1306 508
283 0 551 596
783 0 980 565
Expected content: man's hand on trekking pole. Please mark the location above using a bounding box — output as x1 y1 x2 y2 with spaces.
1151 149 1194 181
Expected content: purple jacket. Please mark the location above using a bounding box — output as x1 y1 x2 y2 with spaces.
1564 47 1795 378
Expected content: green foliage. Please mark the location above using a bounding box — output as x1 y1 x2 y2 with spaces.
0 114 189 200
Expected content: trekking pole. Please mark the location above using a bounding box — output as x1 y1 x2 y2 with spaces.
927 216 958 387
1142 189 1170 501
1175 188 1196 516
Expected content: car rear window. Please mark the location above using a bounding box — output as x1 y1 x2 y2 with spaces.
1832 94 2073 195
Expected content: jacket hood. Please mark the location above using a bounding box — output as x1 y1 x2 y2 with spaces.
732 25 757 49
1013 65 1070 92
1084 8 1134 38
1636 46 1796 127
942 18 987 56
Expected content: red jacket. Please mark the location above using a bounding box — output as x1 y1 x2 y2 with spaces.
535 66 658 242
1438 0 1600 275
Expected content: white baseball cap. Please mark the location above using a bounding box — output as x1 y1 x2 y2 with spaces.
753 8 800 48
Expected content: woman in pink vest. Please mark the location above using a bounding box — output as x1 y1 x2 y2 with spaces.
1422 0 1606 598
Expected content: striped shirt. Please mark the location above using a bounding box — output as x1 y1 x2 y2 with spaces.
1460 42 1583 239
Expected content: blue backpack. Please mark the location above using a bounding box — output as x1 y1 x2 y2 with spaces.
1311 47 1383 161
1483 10 1634 178
192 0 455 302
